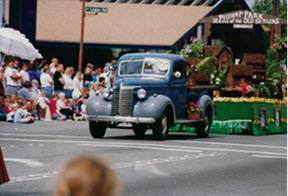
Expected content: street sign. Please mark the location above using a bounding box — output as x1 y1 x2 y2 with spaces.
85 6 108 14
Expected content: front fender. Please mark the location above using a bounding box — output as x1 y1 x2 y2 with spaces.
133 95 176 121
86 94 112 116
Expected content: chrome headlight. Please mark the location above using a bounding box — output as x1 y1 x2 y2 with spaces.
137 88 147 100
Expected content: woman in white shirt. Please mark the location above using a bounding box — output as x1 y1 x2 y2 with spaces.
4 59 21 96
72 71 83 99
40 65 53 99
63 67 74 99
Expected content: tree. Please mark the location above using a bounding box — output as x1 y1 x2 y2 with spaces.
253 0 287 48
253 0 287 18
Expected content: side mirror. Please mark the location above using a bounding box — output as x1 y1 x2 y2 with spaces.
174 71 182 79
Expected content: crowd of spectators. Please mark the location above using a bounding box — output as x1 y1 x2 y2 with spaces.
0 57 117 123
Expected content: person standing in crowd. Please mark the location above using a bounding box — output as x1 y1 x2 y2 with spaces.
95 67 103 83
100 63 113 89
53 64 65 94
98 77 107 93
55 156 119 196
40 65 53 99
28 61 41 82
19 62 30 82
110 59 118 87
49 57 59 75
4 59 21 96
63 67 74 99
83 64 93 88
72 71 83 99
13 100 35 123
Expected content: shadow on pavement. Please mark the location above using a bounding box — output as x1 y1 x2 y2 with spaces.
105 133 225 141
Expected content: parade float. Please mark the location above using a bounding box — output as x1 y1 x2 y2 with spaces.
174 28 287 135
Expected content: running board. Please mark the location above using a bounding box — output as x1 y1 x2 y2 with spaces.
175 119 204 124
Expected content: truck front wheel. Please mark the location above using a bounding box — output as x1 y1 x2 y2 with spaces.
89 121 107 138
152 114 169 140
132 124 147 138
196 107 212 138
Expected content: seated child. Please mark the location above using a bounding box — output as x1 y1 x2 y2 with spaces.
50 94 65 120
37 91 52 121
13 101 35 123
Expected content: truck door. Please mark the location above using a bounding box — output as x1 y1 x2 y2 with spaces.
168 60 187 119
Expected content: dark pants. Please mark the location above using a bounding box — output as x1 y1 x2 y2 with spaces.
60 109 73 120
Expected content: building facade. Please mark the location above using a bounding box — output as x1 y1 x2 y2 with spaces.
5 0 265 67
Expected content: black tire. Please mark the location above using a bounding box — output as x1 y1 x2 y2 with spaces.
132 124 147 138
152 114 169 140
89 121 107 138
196 107 212 138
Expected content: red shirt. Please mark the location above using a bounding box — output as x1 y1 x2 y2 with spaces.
50 98 57 117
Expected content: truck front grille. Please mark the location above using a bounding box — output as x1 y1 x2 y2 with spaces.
119 88 133 116
112 88 120 115
112 88 133 116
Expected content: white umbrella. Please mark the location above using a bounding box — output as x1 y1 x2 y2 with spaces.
0 27 42 60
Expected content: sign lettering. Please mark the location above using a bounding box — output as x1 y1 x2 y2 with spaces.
212 10 280 25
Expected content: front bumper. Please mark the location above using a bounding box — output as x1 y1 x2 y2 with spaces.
88 115 156 124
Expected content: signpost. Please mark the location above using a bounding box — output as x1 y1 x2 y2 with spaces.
78 1 108 72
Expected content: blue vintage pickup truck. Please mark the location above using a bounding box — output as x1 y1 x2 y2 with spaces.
87 53 214 140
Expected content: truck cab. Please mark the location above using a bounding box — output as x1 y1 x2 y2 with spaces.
87 53 214 140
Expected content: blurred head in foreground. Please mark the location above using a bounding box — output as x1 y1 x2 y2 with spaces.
55 156 119 196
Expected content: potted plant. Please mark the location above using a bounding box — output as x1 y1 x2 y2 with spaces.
180 38 204 66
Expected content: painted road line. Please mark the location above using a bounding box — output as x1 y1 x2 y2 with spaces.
0 137 202 152
5 158 46 167
0 133 286 150
0 137 286 156
251 154 287 159
173 140 286 150
77 143 202 153
0 133 91 139
8 153 221 183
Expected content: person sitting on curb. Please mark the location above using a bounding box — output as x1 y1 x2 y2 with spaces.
55 155 119 196
49 94 65 120
13 100 35 123
56 93 73 120
37 91 52 121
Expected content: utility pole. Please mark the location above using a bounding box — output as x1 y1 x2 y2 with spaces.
78 0 86 72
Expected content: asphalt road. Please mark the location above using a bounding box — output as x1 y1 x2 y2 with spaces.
0 121 287 196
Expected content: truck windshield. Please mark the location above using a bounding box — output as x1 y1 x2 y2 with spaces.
119 58 170 77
